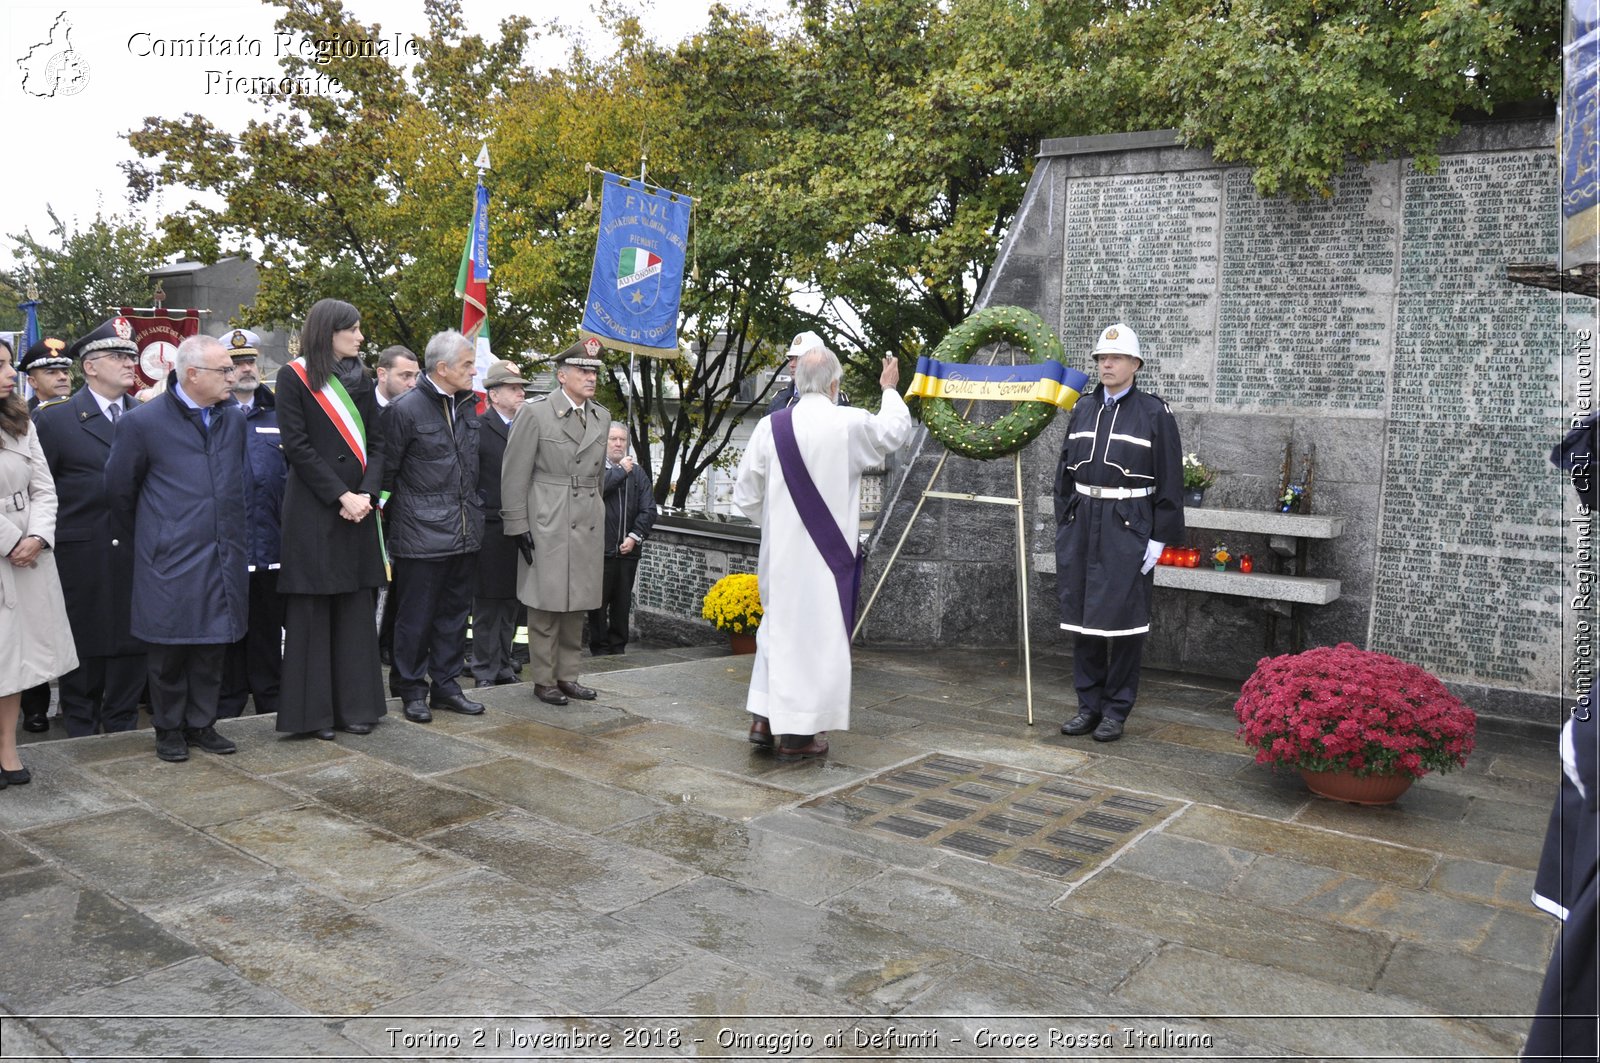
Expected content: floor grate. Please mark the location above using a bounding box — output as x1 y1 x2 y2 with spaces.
802 754 1179 883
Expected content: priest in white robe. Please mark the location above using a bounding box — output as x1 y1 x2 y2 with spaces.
733 336 912 761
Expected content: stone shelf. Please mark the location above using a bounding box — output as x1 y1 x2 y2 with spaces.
1154 565 1341 605
1181 507 1342 539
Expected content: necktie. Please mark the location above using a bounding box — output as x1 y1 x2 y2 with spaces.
107 404 120 424
574 406 586 429
1104 396 1115 408
202 407 211 430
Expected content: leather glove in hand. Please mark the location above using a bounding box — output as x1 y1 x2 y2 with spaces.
515 531 535 565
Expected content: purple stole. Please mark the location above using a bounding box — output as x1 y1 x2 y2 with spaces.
770 407 860 637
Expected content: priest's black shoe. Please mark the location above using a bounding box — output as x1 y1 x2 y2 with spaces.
533 684 569 705
431 692 485 715
403 699 433 723
748 714 773 748
775 733 829 762
338 722 374 735
1092 717 1125 743
313 729 336 741
556 680 596 701
1061 711 1101 736
22 714 48 733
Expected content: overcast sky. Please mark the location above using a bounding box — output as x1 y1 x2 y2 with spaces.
3 0 738 273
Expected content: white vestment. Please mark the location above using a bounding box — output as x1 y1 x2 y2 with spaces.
734 388 912 736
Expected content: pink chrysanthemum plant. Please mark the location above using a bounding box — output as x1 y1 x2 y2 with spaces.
1234 643 1476 779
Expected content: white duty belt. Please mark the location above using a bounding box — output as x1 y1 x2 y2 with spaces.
1075 484 1154 500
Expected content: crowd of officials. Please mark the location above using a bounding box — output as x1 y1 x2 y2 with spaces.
0 298 654 775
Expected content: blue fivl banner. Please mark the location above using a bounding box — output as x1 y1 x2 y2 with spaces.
906 357 1090 409
580 171 693 358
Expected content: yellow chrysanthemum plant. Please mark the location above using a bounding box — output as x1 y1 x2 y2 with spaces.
702 573 763 634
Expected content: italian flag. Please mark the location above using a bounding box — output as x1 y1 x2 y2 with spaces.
617 247 662 289
455 176 494 400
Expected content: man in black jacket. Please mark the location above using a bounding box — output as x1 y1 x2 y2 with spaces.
381 330 485 723
33 318 145 737
472 360 527 686
588 423 656 655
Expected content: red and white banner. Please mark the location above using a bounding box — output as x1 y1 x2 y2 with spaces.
119 307 202 390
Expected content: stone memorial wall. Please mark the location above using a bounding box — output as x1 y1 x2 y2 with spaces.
862 117 1580 721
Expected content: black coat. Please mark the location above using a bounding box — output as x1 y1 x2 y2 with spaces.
380 374 483 559
275 358 386 594
475 406 518 596
601 461 656 557
32 388 141 656
104 386 250 644
1053 383 1184 637
232 385 287 569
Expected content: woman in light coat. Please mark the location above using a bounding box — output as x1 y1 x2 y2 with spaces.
0 339 78 787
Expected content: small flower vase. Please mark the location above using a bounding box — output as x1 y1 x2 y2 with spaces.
1213 560 1227 572
1184 487 1206 507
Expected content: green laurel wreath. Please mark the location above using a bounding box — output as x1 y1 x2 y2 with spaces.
917 306 1066 460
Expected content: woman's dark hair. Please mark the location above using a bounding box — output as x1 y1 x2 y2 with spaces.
1 339 26 438
298 298 361 390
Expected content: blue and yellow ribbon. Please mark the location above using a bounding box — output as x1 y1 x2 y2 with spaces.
906 357 1090 409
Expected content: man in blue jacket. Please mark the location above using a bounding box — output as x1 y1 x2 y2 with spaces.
588 422 655 655
106 334 250 762
216 328 288 717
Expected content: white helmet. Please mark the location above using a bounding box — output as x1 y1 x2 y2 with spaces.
1091 323 1141 363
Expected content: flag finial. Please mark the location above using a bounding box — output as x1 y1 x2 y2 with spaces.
475 143 491 172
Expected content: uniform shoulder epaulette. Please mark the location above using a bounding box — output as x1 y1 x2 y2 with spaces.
35 396 68 409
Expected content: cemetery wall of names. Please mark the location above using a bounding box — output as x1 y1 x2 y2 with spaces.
864 117 1579 720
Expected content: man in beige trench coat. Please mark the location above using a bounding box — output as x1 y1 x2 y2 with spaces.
500 339 610 705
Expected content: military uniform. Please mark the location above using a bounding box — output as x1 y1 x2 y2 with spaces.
500 341 609 701
1054 324 1183 739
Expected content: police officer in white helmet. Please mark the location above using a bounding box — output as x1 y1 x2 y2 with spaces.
1053 323 1184 742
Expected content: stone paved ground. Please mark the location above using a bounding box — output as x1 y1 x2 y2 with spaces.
0 644 1560 1061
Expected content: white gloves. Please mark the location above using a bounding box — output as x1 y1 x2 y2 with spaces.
1141 540 1164 575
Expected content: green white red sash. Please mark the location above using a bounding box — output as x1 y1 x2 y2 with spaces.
287 358 367 468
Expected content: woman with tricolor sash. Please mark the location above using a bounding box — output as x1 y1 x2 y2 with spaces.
273 299 388 739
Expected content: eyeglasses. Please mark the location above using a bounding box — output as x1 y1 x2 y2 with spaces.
193 365 238 376
89 353 138 365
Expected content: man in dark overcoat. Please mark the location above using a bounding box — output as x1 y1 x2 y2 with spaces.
32 318 144 737
1053 323 1184 743
217 328 288 717
105 335 250 763
381 330 485 723
501 338 609 706
588 422 656 656
471 359 527 687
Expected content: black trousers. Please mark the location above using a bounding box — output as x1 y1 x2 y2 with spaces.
472 597 523 683
378 579 397 658
277 590 386 733
391 554 474 701
1072 631 1147 723
587 553 640 654
219 569 284 717
21 683 49 721
59 654 145 737
146 643 226 732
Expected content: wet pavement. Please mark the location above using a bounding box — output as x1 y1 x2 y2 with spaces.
0 643 1562 1060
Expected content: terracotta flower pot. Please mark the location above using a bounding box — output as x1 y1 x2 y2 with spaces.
1298 768 1414 805
729 632 757 655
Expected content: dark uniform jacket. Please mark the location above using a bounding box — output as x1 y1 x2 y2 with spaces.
475 405 517 596
1525 412 1599 1061
1053 382 1184 637
104 384 250 645
230 384 287 570
32 388 141 656
381 374 483 559
601 461 656 558
274 358 386 595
